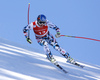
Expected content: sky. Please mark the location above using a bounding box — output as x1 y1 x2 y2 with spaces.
0 0 100 65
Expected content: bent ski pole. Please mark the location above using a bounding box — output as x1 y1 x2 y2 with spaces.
61 35 100 42
27 3 30 38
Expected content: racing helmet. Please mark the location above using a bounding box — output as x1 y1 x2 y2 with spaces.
37 14 46 25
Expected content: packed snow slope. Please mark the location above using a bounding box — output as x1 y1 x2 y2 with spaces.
0 38 100 80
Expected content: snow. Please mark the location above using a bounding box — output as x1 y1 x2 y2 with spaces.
0 38 100 80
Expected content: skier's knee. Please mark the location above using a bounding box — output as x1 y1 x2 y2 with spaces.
51 42 60 50
43 44 51 55
39 40 48 46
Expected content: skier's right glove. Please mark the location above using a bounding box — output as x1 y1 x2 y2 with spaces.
55 32 61 38
26 37 32 44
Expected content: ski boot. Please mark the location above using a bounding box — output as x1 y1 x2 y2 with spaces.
46 53 57 64
67 56 76 64
63 53 75 64
63 53 84 68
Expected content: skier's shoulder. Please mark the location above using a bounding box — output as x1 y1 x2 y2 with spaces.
46 20 56 27
46 20 52 24
26 21 35 29
28 20 37 27
46 20 54 25
31 20 36 25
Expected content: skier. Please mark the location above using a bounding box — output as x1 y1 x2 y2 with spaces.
23 14 74 63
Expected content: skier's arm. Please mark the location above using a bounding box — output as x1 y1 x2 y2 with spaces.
47 20 60 32
23 23 33 44
47 20 60 38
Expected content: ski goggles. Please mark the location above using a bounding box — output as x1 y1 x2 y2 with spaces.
39 21 46 25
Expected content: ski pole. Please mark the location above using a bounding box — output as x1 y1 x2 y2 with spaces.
27 3 30 38
61 35 100 42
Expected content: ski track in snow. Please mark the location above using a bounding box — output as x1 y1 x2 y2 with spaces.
0 38 100 80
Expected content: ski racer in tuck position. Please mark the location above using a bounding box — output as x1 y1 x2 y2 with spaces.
23 14 74 63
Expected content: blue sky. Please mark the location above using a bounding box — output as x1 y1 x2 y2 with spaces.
0 0 100 65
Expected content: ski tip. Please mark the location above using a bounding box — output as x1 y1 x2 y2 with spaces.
64 71 68 73
81 65 85 68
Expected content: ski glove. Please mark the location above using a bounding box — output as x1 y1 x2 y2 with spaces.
26 37 32 44
55 32 61 38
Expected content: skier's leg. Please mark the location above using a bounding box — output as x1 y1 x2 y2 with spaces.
46 32 69 57
47 33 75 63
37 39 55 62
50 40 69 58
50 41 75 63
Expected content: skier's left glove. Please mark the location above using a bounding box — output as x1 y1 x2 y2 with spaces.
26 37 32 44
55 32 61 38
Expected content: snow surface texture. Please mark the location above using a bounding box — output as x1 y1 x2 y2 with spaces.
0 38 100 80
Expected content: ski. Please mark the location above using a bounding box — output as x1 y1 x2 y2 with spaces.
54 62 68 73
66 60 85 68
47 58 68 73
74 62 85 68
